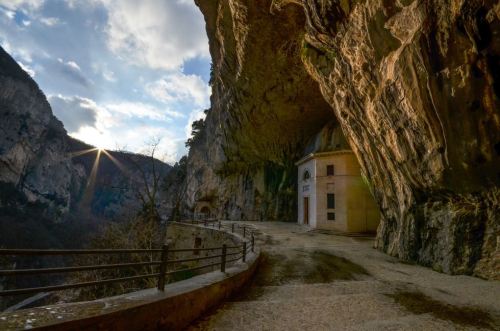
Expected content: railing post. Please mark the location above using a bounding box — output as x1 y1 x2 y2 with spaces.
242 242 247 262
221 244 227 272
218 221 221 230
251 234 255 252
231 223 235 233
157 244 169 291
243 226 246 238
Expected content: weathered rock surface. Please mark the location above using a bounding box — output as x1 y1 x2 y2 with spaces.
285 0 499 279
0 46 77 216
192 0 499 279
187 0 337 222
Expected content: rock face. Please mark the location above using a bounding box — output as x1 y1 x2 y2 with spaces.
192 0 499 279
0 46 77 216
187 0 336 222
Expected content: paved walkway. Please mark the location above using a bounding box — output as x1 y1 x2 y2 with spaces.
188 222 500 330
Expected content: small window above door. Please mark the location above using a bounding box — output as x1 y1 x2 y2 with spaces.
327 165 334 176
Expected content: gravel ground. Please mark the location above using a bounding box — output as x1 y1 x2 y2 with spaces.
187 222 500 331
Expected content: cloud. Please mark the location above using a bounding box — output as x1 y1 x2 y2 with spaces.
185 109 206 139
0 0 44 11
2 9 15 19
104 101 173 121
39 16 59 26
56 58 89 87
18 60 35 76
55 96 185 162
65 60 80 71
100 0 209 70
50 94 183 134
102 68 115 82
146 72 210 108
1 38 33 63
49 95 98 133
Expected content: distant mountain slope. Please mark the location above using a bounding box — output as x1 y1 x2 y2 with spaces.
67 137 171 219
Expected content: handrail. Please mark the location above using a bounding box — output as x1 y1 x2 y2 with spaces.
0 273 160 297
167 254 223 264
0 220 257 298
165 261 221 275
0 246 228 255
0 248 162 255
0 261 162 276
168 246 223 253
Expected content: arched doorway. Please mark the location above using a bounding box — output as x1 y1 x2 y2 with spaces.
195 201 212 220
200 206 210 218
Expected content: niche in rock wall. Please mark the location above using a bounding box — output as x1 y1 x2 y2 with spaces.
194 237 202 255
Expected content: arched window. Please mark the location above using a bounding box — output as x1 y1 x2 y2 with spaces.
303 170 311 181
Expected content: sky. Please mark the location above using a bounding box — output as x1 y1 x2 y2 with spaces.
0 0 211 163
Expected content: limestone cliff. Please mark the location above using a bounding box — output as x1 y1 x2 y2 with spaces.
187 0 336 222
0 46 78 216
191 0 499 279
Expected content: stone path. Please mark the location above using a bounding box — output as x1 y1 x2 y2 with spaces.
188 222 500 330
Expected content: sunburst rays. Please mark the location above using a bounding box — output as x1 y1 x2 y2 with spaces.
101 149 129 175
69 147 99 158
69 147 129 210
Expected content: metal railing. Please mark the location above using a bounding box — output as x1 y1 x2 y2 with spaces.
0 221 256 297
185 220 255 241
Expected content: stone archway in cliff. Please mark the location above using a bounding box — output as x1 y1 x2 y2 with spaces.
195 201 212 220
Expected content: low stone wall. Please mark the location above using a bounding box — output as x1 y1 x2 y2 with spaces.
166 222 242 275
0 224 260 331
167 222 240 251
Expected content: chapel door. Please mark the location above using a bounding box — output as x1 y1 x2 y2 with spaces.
304 197 309 225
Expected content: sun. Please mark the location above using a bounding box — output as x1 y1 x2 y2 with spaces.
92 142 107 152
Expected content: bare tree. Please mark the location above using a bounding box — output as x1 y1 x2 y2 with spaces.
133 137 162 222
115 137 166 224
162 155 200 222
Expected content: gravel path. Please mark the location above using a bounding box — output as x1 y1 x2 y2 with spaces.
188 222 500 331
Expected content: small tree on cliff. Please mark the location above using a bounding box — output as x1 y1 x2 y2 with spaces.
185 118 205 148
